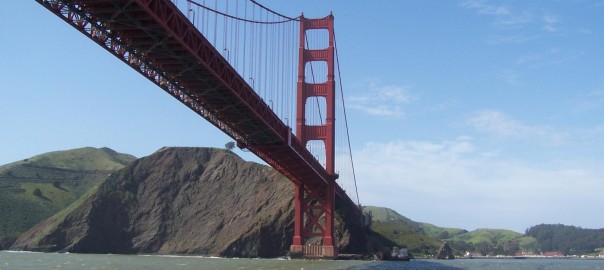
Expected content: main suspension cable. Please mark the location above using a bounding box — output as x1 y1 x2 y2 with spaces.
249 0 299 21
188 0 299 24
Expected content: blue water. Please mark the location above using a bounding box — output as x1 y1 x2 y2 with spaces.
1 251 603 270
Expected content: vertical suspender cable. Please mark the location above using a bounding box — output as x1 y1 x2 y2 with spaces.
334 32 360 206
213 0 218 45
223 0 228 59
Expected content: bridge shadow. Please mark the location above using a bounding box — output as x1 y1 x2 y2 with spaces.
345 260 463 270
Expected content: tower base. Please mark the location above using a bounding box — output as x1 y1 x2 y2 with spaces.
290 245 338 259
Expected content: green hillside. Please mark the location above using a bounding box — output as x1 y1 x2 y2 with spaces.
364 206 467 239
363 206 541 257
364 205 417 223
364 206 442 256
526 224 604 255
418 222 468 240
448 228 523 245
444 229 539 256
0 147 135 173
0 147 135 239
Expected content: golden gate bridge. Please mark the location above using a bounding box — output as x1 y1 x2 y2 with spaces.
36 0 361 258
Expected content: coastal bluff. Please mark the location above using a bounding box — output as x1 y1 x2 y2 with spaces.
11 147 366 257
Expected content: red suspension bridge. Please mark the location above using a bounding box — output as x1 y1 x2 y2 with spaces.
37 0 361 258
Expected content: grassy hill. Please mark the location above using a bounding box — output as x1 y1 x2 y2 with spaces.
444 228 539 255
0 147 135 239
448 228 523 245
0 147 134 173
363 206 466 238
418 222 468 240
363 206 540 257
364 206 442 256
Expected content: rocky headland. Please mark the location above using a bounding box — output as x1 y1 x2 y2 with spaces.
12 147 367 257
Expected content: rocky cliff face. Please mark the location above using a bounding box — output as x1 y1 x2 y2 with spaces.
12 147 366 257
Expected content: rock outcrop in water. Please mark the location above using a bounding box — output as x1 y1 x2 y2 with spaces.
11 147 366 257
436 241 455 259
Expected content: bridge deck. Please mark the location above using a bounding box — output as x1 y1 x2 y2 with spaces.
38 0 353 201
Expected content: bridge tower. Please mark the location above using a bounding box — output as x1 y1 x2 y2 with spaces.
291 14 338 259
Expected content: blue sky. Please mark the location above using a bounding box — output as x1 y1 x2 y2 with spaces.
2 0 604 233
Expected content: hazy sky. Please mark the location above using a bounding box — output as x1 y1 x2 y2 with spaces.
2 1 604 233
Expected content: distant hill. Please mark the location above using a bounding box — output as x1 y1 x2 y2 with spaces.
363 206 466 239
527 224 604 255
444 228 540 256
11 147 367 257
447 228 523 245
418 222 467 240
363 206 443 256
363 206 543 257
0 147 136 242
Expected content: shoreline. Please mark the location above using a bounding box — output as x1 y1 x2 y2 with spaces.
458 256 604 260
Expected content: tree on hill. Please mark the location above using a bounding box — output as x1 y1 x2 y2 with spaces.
225 142 236 151
52 181 67 191
32 188 42 197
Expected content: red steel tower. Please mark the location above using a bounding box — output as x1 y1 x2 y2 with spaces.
291 14 338 258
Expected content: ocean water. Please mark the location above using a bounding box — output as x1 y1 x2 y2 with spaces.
1 251 603 270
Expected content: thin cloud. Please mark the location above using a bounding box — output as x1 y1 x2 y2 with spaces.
349 81 415 118
496 11 534 28
542 14 560 32
499 69 521 85
460 0 531 28
486 34 540 45
460 0 510 15
574 89 604 111
466 110 566 144
460 1 564 35
516 48 582 68
349 104 403 118
573 125 604 150
355 138 604 232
